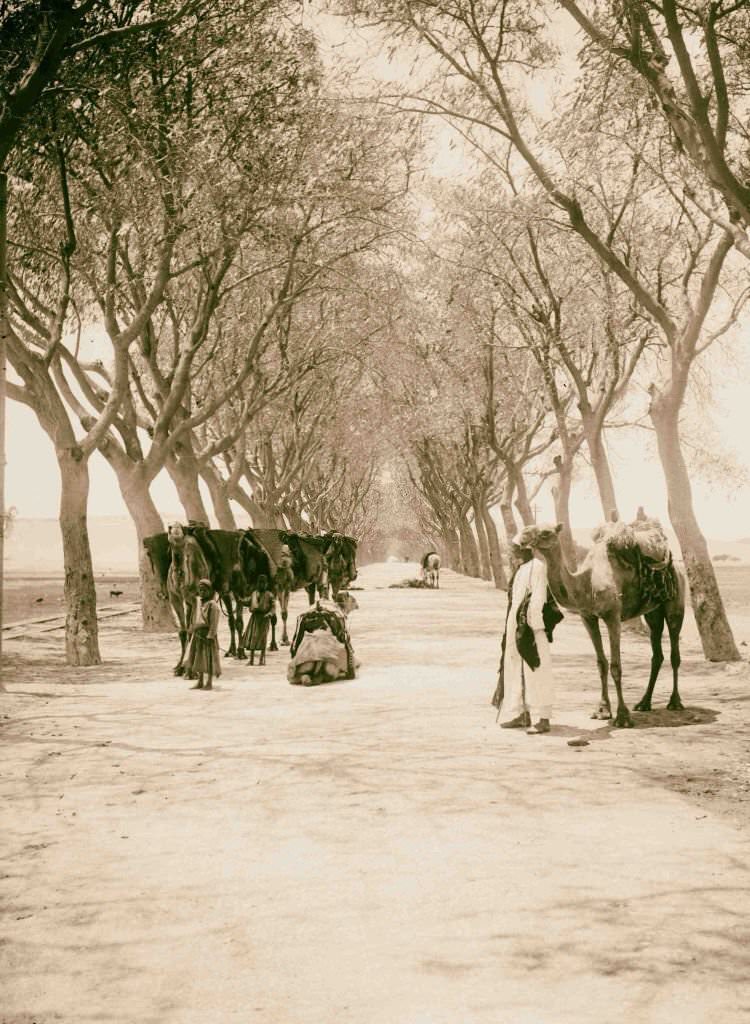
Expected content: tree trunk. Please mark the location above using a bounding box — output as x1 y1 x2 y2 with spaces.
58 449 101 665
458 516 481 577
0 170 7 683
124 484 172 633
583 423 619 521
513 469 535 525
201 466 237 531
481 504 508 589
230 484 277 528
650 399 740 661
286 507 306 532
551 455 578 568
498 500 519 548
440 527 461 571
167 454 211 524
472 499 493 580
101 452 173 632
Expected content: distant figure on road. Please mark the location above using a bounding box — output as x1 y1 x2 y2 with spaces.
495 538 563 734
187 579 222 691
421 551 440 588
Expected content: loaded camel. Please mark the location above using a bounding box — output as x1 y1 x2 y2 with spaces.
144 524 277 669
165 523 211 676
518 518 685 728
251 530 358 646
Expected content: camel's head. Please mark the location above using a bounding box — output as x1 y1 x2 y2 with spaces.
335 591 359 617
168 522 185 545
518 523 563 551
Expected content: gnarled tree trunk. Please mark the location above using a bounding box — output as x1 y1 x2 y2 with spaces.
551 455 578 568
440 526 461 571
482 504 508 589
650 394 739 662
458 517 481 577
513 469 535 525
166 453 211 524
582 422 619 521
201 465 237 531
100 449 173 632
472 499 493 580
58 449 101 665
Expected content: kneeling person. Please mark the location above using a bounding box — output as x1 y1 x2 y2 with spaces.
288 592 358 686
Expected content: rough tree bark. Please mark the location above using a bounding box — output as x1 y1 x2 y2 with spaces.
440 527 461 572
581 420 619 520
201 465 237 531
481 504 508 589
650 388 740 662
166 453 211 524
58 449 101 665
472 499 493 580
458 517 481 578
551 455 578 568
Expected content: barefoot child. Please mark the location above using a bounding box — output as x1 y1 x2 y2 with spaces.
242 575 275 666
188 579 222 690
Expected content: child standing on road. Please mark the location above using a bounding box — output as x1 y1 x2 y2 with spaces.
188 579 222 691
242 575 276 666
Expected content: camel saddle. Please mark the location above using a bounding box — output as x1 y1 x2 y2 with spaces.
593 516 677 604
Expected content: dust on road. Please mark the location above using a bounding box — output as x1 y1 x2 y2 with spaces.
2 562 750 1024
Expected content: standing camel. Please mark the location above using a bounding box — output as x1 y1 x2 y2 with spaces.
518 521 685 728
166 523 211 676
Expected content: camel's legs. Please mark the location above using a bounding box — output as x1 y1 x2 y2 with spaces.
175 629 188 675
170 594 189 676
306 583 317 606
279 590 291 646
665 608 684 710
183 597 199 680
222 593 237 658
581 613 611 720
269 614 278 653
235 599 246 660
634 608 665 712
603 615 633 728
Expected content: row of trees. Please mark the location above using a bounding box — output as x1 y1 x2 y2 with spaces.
3 1 748 670
2 1 413 664
337 0 750 662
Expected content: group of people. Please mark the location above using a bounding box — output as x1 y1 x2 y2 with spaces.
185 535 562 729
185 549 358 691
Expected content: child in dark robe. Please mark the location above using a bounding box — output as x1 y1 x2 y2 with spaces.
242 575 275 666
188 579 222 690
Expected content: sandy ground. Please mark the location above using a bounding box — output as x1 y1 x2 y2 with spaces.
2 561 750 1024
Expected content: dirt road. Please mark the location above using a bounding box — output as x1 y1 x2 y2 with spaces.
2 562 750 1024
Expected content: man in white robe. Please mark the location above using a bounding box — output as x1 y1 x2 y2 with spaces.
499 542 555 735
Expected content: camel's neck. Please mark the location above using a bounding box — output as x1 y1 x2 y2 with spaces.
170 536 207 588
539 544 591 610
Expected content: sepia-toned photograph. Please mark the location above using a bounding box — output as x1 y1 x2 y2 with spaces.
2 2 750 1021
